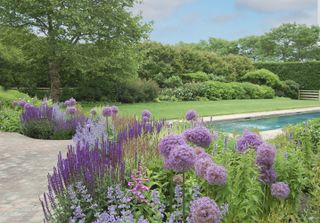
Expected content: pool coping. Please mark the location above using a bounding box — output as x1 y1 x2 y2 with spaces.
200 107 320 123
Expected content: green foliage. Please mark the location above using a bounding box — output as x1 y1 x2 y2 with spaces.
20 119 54 139
277 80 300 99
255 61 320 90
163 76 183 88
223 54 255 81
0 106 20 132
115 79 160 103
241 69 282 88
160 81 275 101
180 71 209 83
0 86 32 107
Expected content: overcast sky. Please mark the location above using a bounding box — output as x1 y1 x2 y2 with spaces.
133 0 319 43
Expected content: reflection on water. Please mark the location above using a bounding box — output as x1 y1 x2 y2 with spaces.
206 112 320 133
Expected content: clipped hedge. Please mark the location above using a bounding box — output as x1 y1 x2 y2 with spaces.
255 61 320 90
160 81 275 101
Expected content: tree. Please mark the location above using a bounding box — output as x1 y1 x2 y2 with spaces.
260 23 320 62
0 0 149 101
237 36 262 62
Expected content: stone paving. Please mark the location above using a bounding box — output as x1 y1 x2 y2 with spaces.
0 132 71 223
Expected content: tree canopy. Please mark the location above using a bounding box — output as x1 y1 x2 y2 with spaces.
0 0 150 101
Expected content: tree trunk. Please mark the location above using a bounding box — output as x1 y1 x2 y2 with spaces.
49 60 61 102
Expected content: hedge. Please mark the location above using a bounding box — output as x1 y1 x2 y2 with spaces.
255 61 320 90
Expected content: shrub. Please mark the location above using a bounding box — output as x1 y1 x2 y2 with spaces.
255 61 320 90
21 119 54 139
241 69 282 89
0 106 20 132
180 71 209 83
163 75 183 88
160 81 275 101
115 79 160 103
276 80 300 99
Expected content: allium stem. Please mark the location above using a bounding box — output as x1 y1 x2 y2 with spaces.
182 172 185 223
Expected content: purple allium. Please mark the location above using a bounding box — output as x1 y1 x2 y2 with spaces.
17 100 27 108
271 182 290 199
259 167 276 185
205 164 227 185
191 197 221 223
184 126 212 148
256 143 276 168
166 144 196 172
142 109 152 118
195 157 213 178
23 103 33 110
66 106 78 115
186 110 198 121
102 106 112 117
111 105 119 115
158 134 186 158
236 130 263 152
194 147 211 160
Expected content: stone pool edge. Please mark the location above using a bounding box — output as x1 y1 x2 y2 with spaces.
201 107 320 123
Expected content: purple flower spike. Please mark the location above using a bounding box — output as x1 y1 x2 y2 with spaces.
186 109 198 121
236 130 263 152
102 106 112 117
205 164 227 185
184 126 212 148
191 197 221 223
158 134 186 158
256 143 276 168
271 182 290 199
166 144 196 172
24 103 33 110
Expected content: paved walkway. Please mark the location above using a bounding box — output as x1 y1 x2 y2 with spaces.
0 132 71 223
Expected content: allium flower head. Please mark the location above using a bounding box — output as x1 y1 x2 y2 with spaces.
194 147 211 160
66 106 77 115
17 100 27 108
191 197 221 223
24 103 33 110
186 110 198 121
142 109 152 118
271 182 290 199
236 130 263 152
111 105 119 115
205 164 227 185
259 167 276 184
184 126 212 148
166 144 196 172
102 106 112 117
158 134 186 158
64 97 77 107
195 157 213 178
256 143 276 168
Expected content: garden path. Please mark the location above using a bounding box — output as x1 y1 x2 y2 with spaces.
0 132 71 223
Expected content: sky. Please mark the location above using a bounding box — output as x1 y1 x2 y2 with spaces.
133 0 319 44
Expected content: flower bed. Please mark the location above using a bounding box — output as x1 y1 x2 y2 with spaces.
40 108 320 222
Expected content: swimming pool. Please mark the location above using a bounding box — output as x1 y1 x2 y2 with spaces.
205 112 320 133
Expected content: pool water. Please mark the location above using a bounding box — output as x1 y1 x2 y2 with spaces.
206 112 320 133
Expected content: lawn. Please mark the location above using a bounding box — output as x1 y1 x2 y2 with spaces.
81 98 320 119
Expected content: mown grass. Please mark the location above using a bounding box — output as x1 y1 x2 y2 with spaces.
81 98 320 120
